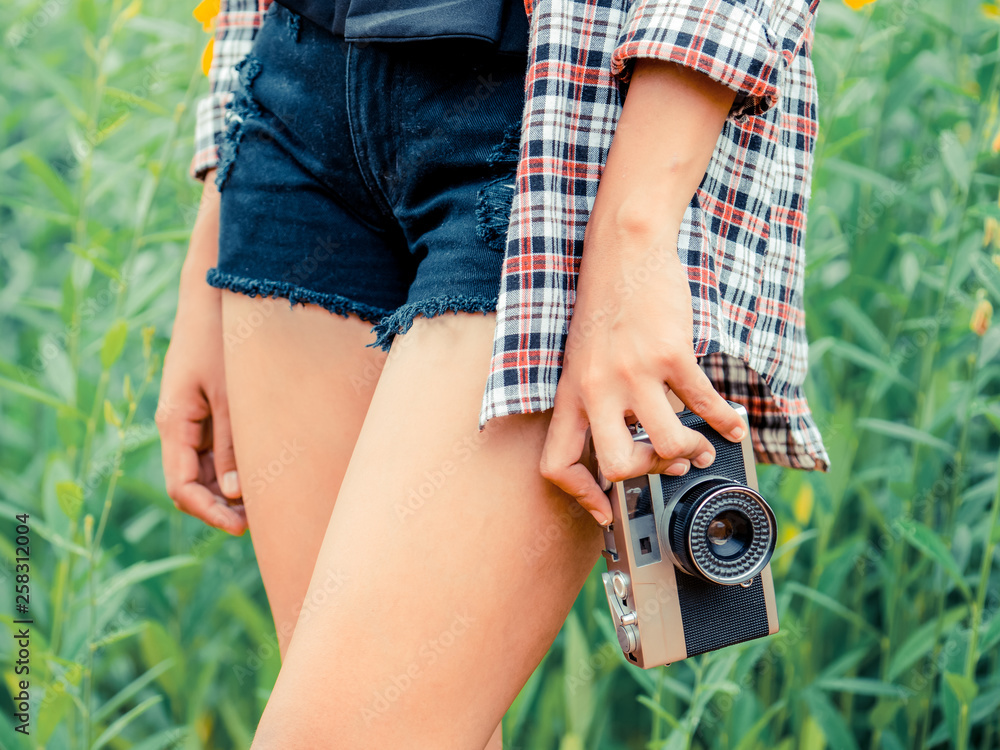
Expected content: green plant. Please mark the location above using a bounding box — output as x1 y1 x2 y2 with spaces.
0 0 997 748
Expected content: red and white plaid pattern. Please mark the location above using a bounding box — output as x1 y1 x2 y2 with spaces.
191 0 830 473
191 0 272 179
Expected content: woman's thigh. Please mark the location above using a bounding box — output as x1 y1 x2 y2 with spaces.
249 312 605 749
220 290 387 658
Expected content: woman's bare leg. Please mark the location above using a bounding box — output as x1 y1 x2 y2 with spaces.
248 312 605 749
220 291 387 659
221 292 510 747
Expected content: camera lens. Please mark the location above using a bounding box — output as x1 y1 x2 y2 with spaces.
658 476 775 584
706 509 752 559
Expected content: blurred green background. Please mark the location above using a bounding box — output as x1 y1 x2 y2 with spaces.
1 0 999 747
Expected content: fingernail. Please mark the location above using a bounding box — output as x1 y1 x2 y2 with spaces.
693 451 714 469
667 461 689 476
222 471 240 497
728 426 746 441
591 510 610 526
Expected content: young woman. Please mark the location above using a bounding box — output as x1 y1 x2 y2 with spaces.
157 0 829 746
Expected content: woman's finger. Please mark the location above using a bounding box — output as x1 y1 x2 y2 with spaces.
630 382 716 472
208 391 241 499
668 357 747 442
586 402 643 484
174 478 247 536
159 405 246 535
539 397 612 526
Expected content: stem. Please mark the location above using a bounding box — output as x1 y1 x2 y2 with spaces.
652 669 664 743
956 441 1000 750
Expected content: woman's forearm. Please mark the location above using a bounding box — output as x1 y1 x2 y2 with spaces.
588 58 737 253
180 168 222 289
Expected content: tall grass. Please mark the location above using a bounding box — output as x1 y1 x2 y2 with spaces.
0 0 998 748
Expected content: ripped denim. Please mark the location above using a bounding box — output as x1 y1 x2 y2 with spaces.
209 1 529 351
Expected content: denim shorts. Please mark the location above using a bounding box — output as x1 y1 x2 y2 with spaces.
209 2 529 349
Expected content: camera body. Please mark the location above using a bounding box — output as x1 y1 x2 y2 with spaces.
592 402 779 669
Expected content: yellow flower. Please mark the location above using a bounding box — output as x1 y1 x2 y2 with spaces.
200 37 215 76
776 522 801 576
793 482 814 526
844 0 876 9
971 295 993 336
193 0 220 30
193 0 221 75
984 216 1000 248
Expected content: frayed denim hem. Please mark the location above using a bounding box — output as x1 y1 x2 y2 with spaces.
368 295 497 351
206 269 393 324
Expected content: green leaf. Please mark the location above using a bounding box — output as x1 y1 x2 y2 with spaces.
93 657 172 725
828 298 887 354
944 672 979 705
104 86 167 116
980 606 1000 652
98 555 198 606
971 686 1000 724
101 319 128 369
823 157 901 194
732 699 787 750
636 695 682 731
816 677 910 698
869 698 902 731
0 375 75 412
888 605 968 681
138 619 185 701
856 418 954 455
900 251 921 295
55 481 83 521
896 519 972 599
127 727 191 750
823 340 915 391
785 582 879 635
940 130 971 192
65 243 122 281
802 687 861 750
78 0 99 33
92 695 163 750
971 251 1000 303
21 152 76 213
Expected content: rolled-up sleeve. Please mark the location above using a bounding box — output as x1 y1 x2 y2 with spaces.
190 0 269 180
609 0 818 121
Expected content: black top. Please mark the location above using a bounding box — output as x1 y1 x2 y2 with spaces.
275 0 530 55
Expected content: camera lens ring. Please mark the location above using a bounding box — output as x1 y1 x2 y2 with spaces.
686 486 775 584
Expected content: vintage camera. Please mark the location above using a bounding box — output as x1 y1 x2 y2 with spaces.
591 402 779 668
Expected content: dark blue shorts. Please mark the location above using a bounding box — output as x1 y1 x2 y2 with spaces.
209 2 528 349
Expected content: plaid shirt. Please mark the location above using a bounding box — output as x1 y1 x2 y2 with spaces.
191 0 831 473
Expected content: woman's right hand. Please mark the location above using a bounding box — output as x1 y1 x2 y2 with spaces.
538 59 746 527
156 169 248 536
